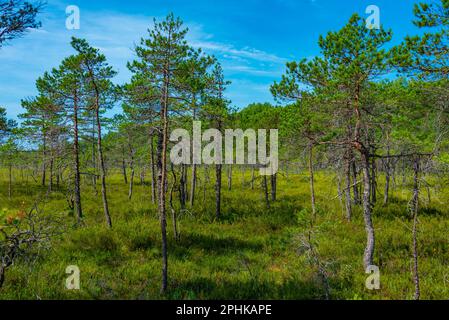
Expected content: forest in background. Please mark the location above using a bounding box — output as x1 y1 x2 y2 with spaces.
0 0 448 300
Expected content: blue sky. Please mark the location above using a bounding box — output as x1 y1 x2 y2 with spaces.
0 0 422 120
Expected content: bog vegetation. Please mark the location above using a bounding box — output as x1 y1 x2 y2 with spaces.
0 0 448 300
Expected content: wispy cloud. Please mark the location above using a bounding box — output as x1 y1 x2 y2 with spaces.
0 5 284 118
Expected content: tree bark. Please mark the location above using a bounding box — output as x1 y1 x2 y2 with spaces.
227 165 232 190
73 89 83 224
150 133 156 204
48 155 54 193
121 147 128 185
0 265 5 288
41 132 46 187
94 88 112 229
271 173 277 202
370 155 377 204
215 164 222 220
412 157 421 300
344 155 352 222
158 58 170 294
190 164 197 207
128 139 135 200
179 164 187 210
308 144 316 220
361 152 375 268
91 116 97 194
263 175 270 209
251 166 255 190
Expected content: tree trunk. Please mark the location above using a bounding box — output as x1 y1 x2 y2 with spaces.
73 89 83 224
384 158 390 206
179 165 187 210
190 164 197 207
150 134 156 204
344 156 352 222
412 157 421 300
159 68 170 295
0 265 5 288
371 156 377 204
215 164 222 220
308 144 316 220
121 148 128 185
361 152 375 268
48 155 54 193
91 116 97 194
271 173 277 202
263 175 270 209
128 142 135 200
41 133 46 187
95 95 112 229
169 164 180 241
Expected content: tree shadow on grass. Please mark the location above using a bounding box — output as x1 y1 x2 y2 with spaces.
170 233 264 259
168 276 342 300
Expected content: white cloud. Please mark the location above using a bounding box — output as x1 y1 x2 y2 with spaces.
0 6 283 118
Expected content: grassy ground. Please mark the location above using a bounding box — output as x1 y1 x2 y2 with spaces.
0 168 447 300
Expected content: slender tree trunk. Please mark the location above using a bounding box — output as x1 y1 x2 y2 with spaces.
128 142 135 200
215 164 222 220
121 147 128 185
412 157 421 300
169 164 180 241
73 89 83 223
384 164 390 206
228 165 232 190
179 165 186 210
41 134 46 187
159 67 170 295
190 164 196 207
94 90 112 228
91 116 97 194
353 88 375 269
384 139 391 205
309 144 316 220
263 175 270 209
183 164 188 203
0 265 5 288
344 155 352 222
271 173 277 202
361 152 375 268
371 155 377 204
49 155 54 192
150 134 156 204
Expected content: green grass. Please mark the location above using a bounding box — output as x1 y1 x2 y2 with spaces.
0 169 448 300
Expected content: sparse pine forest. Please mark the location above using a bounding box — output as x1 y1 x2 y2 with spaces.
0 0 448 300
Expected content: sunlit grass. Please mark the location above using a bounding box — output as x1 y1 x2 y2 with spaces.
0 168 447 300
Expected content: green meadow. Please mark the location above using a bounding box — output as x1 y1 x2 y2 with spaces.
0 169 447 300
